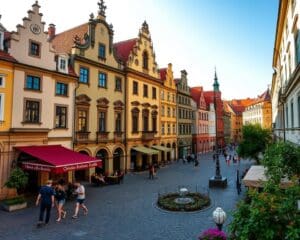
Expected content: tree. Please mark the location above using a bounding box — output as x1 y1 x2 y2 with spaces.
229 142 300 240
5 167 28 193
237 124 271 164
263 141 300 184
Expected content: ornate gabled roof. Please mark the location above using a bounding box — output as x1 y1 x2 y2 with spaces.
113 38 138 63
51 23 89 54
190 87 207 109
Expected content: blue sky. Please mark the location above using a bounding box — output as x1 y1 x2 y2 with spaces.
2 0 279 99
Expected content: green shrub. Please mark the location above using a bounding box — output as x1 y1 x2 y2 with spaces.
5 168 28 190
2 196 26 206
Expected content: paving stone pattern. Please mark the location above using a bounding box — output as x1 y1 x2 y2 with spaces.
0 152 253 240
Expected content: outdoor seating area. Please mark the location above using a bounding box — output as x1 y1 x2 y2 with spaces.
91 171 124 186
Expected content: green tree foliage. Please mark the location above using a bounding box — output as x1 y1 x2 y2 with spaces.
5 167 28 190
237 124 271 163
263 142 300 184
229 142 300 240
229 185 300 240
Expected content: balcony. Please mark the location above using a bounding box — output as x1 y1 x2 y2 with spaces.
97 132 109 143
114 131 124 142
75 131 90 143
141 131 155 141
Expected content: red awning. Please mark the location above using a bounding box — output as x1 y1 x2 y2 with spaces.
15 145 102 173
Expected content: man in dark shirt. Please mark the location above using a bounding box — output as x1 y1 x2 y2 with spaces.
35 180 55 226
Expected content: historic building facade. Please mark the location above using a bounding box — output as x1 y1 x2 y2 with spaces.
159 64 177 161
191 87 210 154
271 0 300 145
52 2 126 177
0 2 77 198
114 22 161 171
176 70 193 159
243 89 272 129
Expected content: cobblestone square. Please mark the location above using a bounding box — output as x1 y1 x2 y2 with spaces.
0 153 252 240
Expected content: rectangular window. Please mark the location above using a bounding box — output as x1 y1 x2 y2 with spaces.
115 112 122 132
295 31 300 66
173 124 176 134
152 116 157 132
55 82 68 96
143 84 148 97
0 94 4 121
60 59 66 70
152 87 156 99
143 115 149 131
286 106 289 128
25 75 41 90
24 100 40 123
133 81 138 95
29 40 40 57
98 72 107 88
55 106 67 128
99 112 106 132
115 77 122 91
0 75 5 87
98 44 106 59
162 106 165 116
167 107 170 117
78 110 87 132
79 67 89 84
167 124 170 134
173 108 176 117
162 123 165 135
132 112 138 133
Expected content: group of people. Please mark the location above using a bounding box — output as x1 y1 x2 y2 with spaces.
182 154 199 167
36 180 88 227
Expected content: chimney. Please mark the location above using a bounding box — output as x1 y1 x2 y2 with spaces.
48 23 56 40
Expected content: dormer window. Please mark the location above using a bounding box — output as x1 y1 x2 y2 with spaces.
60 59 66 70
142 51 149 70
29 40 41 58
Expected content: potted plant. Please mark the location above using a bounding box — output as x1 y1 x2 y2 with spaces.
1 167 29 212
199 228 227 240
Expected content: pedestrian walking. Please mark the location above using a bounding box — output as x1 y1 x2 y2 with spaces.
72 182 88 219
149 164 154 179
236 170 242 195
55 183 67 222
35 180 55 227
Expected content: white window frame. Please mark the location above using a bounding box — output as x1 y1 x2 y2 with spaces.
58 56 67 74
0 74 5 88
0 93 5 121
0 31 3 50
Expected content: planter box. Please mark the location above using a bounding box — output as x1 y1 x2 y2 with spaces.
1 202 27 212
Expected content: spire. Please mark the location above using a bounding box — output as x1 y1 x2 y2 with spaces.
97 0 107 18
213 67 220 92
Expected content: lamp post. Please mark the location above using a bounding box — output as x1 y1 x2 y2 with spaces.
213 207 226 231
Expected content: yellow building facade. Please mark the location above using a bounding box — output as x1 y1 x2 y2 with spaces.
159 64 177 161
115 22 164 171
52 3 126 177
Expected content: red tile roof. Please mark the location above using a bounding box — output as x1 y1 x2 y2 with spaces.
114 38 138 63
159 68 167 80
190 87 202 107
203 91 215 105
0 50 17 62
51 23 89 54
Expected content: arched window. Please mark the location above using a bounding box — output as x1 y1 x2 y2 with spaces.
142 51 149 70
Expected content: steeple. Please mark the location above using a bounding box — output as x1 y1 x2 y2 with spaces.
213 67 220 92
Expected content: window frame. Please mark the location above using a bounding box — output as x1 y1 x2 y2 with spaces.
77 109 88 132
115 112 122 133
143 84 148 97
133 81 138 95
23 99 41 124
79 66 89 84
98 72 107 88
25 74 41 91
115 76 122 92
0 74 5 88
55 105 68 129
98 43 106 60
29 39 41 58
55 82 68 96
0 93 4 121
152 87 156 99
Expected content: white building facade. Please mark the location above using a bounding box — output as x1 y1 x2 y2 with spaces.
271 0 300 145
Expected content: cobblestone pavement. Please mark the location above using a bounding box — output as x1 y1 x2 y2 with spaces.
0 152 253 240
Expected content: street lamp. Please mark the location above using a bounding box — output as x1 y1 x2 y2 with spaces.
213 207 226 231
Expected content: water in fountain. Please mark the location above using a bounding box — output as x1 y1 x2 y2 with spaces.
174 188 194 205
